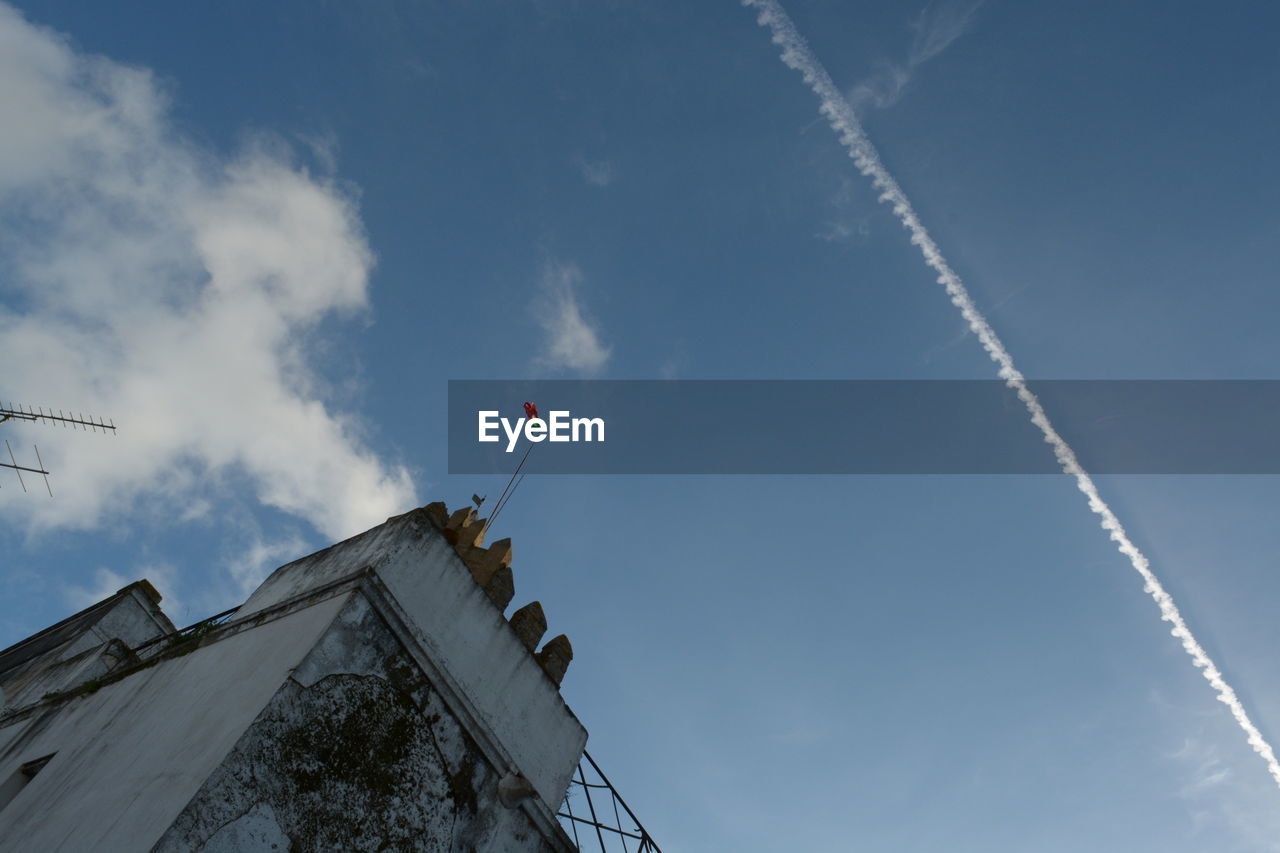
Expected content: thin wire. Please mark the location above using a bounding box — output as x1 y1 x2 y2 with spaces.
484 440 532 528
484 441 534 536
487 472 526 531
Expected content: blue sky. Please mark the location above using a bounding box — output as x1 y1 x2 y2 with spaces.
2 1 1279 850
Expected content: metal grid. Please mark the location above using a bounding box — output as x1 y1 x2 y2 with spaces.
558 750 661 853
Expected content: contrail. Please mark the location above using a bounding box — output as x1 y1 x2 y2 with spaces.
742 0 1280 789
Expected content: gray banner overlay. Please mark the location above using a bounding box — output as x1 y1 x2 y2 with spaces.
448 380 1280 475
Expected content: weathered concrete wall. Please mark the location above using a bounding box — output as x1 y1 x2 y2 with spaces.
0 594 348 853
155 593 564 853
240 507 587 811
0 582 173 713
0 504 587 852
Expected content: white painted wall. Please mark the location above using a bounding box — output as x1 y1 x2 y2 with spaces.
241 509 588 811
0 594 349 853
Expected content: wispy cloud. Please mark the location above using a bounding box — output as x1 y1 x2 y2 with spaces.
848 1 982 111
577 155 616 187
1170 733 1280 851
64 568 132 612
534 262 611 374
658 348 686 380
0 3 416 543
815 217 870 243
64 563 184 620
814 174 871 243
226 532 309 597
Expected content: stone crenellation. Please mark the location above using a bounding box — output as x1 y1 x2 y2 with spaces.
422 501 573 687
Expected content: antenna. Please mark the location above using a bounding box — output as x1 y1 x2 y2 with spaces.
2 440 51 496
0 401 117 495
0 403 116 433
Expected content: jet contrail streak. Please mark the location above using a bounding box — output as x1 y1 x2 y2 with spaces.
742 0 1280 789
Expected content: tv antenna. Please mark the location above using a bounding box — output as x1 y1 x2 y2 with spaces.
0 402 117 496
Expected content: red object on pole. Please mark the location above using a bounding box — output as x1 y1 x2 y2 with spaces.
523 401 539 421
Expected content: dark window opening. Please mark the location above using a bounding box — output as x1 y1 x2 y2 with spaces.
0 752 56 813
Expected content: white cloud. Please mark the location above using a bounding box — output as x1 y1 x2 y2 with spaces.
534 262 611 374
226 533 309 597
63 568 131 612
576 156 615 187
64 563 185 620
0 3 416 543
848 1 982 111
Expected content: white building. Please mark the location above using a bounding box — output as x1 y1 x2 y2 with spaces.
0 502 588 852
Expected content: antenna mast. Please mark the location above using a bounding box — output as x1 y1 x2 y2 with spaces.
0 403 116 433
0 401 117 495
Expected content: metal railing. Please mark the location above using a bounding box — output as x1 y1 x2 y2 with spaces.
558 750 662 853
134 606 240 660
